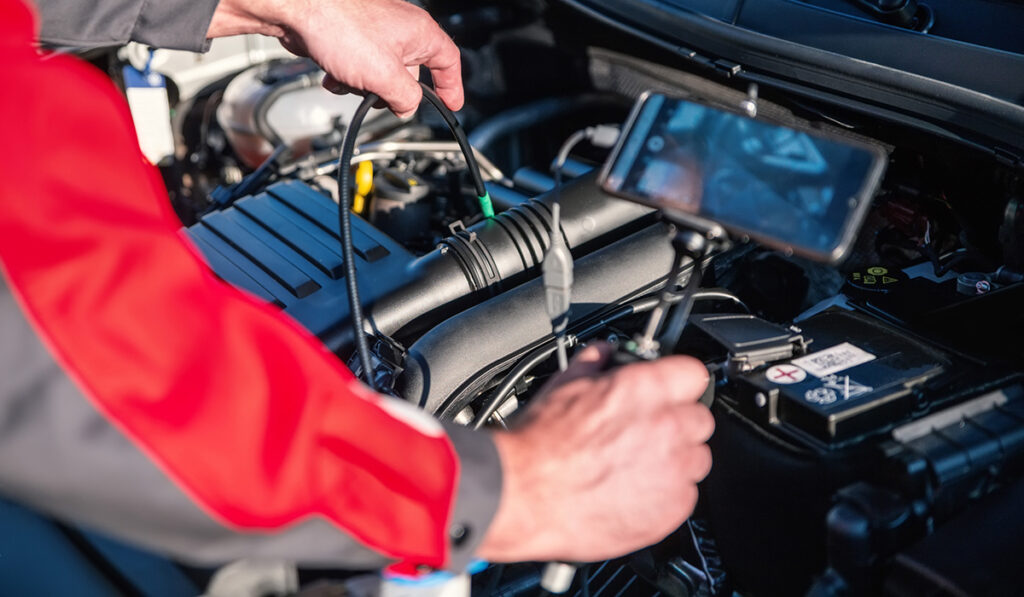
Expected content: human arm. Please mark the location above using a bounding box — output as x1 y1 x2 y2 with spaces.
207 0 463 118
0 276 498 569
33 0 463 117
1 0 485 572
34 0 221 52
479 344 715 563
9 0 713 569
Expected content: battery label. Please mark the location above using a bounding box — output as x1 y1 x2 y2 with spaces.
791 342 876 378
804 374 874 405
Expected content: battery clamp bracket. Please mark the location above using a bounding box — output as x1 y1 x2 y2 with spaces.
691 313 808 375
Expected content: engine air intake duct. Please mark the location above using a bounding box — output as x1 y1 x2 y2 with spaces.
367 172 655 343
187 175 654 355
398 223 678 415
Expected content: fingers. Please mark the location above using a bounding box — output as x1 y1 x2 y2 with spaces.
686 443 713 482
657 356 712 403
614 355 710 406
373 32 460 116
421 33 464 112
553 342 613 385
321 74 389 110
322 74 354 95
674 402 715 444
323 67 421 118
357 62 425 119
295 0 463 118
383 66 423 119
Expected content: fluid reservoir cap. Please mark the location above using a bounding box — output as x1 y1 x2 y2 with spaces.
846 265 906 294
375 168 431 204
956 272 992 296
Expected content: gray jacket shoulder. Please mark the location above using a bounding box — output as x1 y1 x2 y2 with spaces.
35 0 219 52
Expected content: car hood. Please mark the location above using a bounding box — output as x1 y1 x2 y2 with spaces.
564 0 1024 167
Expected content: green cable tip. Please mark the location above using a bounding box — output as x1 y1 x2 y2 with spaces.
478 192 495 218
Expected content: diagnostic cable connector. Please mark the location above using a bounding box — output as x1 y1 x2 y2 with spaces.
543 202 573 371
542 125 618 374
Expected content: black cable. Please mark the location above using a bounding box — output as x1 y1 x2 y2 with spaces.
337 83 492 389
338 94 380 389
417 85 491 214
469 287 743 428
552 129 589 198
472 344 557 430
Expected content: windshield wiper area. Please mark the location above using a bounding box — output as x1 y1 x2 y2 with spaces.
847 0 935 32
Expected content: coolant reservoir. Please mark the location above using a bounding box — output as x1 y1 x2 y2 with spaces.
216 58 384 168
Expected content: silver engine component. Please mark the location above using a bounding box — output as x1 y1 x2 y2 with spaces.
217 58 385 168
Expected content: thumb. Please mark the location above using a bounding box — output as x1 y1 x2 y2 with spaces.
550 342 613 385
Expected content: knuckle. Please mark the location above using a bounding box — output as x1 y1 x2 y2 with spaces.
692 404 716 440
381 76 421 114
690 444 713 481
678 484 699 519
412 16 445 48
672 404 714 441
659 412 685 439
436 35 460 64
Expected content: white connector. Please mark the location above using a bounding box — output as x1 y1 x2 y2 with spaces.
586 124 621 148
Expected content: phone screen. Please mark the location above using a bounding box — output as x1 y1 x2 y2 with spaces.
601 94 886 262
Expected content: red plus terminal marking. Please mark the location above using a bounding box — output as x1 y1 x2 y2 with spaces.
772 367 801 381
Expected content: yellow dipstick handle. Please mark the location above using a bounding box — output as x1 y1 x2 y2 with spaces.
352 161 374 213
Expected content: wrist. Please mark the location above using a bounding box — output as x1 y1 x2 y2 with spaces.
476 431 556 562
206 0 290 39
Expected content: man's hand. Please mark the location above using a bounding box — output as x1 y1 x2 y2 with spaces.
478 343 715 563
207 0 463 118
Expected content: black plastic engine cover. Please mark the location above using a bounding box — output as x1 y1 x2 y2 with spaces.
185 181 416 351
187 175 654 355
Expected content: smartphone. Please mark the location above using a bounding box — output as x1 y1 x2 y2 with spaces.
599 93 888 263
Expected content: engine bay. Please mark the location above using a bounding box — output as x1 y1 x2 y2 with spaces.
164 3 1024 595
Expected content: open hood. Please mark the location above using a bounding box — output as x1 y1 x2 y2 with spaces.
564 0 1024 169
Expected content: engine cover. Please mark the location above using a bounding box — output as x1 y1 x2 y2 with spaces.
187 176 655 355
186 180 416 351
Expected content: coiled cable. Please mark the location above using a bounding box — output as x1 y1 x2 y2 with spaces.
337 83 491 389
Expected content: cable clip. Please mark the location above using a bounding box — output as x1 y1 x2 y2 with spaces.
741 84 759 118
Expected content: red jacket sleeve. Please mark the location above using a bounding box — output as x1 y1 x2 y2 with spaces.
0 0 467 573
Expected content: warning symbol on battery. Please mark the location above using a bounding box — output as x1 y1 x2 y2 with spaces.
852 268 900 287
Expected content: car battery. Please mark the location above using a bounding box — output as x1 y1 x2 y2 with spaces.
710 309 965 447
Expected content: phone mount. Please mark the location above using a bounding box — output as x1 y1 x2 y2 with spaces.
620 223 731 361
